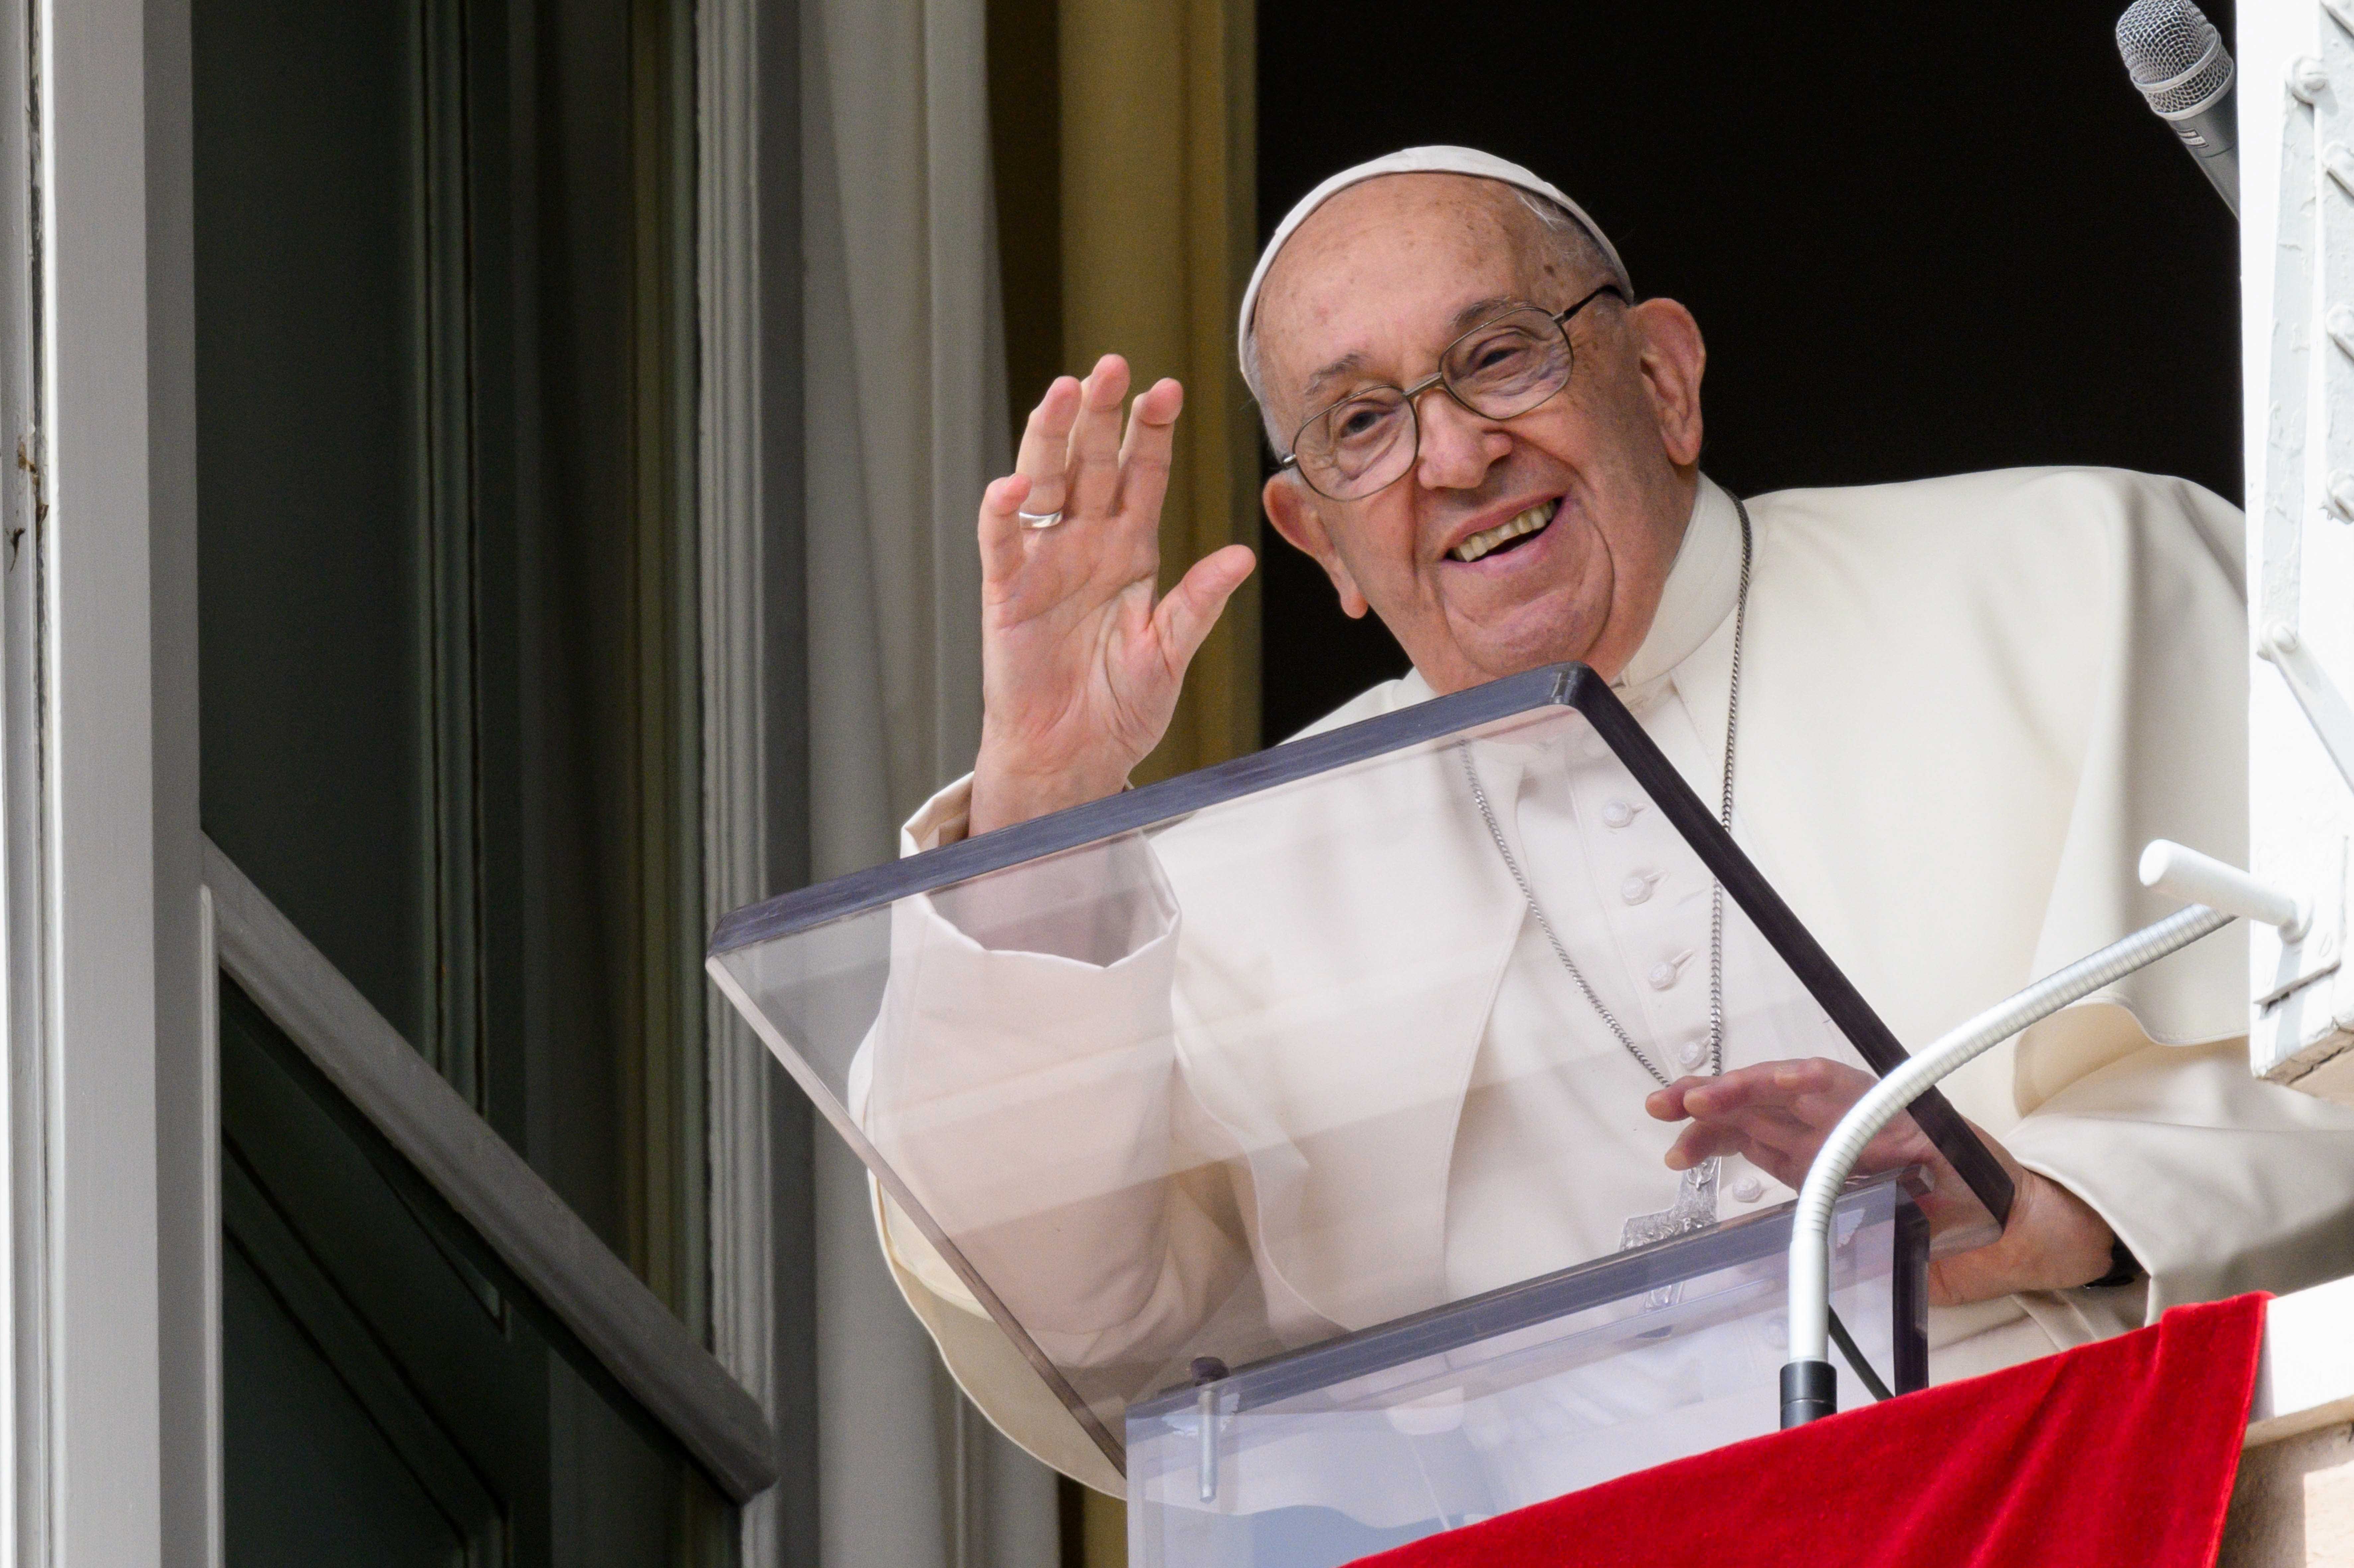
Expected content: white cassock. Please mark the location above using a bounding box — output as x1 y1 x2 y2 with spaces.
851 467 2354 1497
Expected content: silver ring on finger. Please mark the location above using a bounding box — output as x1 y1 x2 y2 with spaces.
1016 507 1065 529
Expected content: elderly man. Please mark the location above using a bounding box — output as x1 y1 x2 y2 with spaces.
861 147 2354 1492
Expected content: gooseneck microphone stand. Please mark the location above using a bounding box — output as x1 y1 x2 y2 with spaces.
1780 841 2310 1429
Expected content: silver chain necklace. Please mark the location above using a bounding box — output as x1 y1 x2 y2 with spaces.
1459 495 1755 1090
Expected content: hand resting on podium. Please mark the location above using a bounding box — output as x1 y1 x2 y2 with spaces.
1647 1060 2120 1304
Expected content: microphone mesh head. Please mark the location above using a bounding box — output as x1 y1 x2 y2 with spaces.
2116 0 2234 116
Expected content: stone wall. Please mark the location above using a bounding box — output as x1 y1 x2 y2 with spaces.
2221 1424 2354 1566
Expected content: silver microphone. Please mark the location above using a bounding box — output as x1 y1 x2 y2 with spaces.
2116 0 2240 215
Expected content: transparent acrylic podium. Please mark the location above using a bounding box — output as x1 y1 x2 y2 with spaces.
708 664 2009 1564
1123 1171 1924 1568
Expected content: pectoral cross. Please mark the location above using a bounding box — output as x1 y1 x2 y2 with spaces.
1619 1157 1720 1311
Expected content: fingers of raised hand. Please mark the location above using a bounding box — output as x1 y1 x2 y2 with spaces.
1013 376 1084 522
1114 377 1184 517
1150 544 1255 672
978 474 1039 581
1065 355 1134 519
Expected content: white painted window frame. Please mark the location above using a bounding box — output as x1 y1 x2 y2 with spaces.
203 842 780 1503
2243 1 2354 1099
0 0 795 1557
8 0 212 1563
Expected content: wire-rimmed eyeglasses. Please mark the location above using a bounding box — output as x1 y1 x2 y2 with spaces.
1278 283 1626 502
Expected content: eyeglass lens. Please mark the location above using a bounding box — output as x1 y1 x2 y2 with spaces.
1294 307 1574 501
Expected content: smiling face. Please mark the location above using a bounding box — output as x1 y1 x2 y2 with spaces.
1255 174 1707 694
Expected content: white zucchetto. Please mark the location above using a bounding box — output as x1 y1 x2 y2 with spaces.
1236 145 1633 370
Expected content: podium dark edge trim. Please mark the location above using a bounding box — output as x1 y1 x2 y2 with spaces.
1894 1197 1931 1394
1126 1171 1925 1423
1569 676 2018 1229
707 664 1581 950
710 661 2015 1224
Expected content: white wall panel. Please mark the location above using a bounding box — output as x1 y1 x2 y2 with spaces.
2241 0 2354 1094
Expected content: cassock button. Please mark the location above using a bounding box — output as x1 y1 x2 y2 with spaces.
1620 874 1655 905
1601 799 1639 829
1648 961 1679 991
1731 1175 1764 1203
1675 1039 1707 1069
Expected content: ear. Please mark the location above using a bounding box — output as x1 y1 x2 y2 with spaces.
1627 298 1706 469
1263 471 1371 618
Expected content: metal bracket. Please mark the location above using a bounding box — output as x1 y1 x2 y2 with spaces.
2261 622 2354 797
2254 837 2354 1089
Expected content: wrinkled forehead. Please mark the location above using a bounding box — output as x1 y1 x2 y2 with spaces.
1239 147 1628 344
1253 177 1571 409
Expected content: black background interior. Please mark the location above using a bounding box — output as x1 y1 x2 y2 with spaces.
1256 0 2243 741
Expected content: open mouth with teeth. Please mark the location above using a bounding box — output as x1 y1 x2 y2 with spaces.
1448 498 1559 563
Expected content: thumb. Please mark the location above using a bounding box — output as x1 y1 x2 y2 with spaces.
1152 544 1256 674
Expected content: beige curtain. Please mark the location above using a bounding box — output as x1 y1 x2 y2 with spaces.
800 0 1060 1563
794 0 1259 1558
1061 0 1259 784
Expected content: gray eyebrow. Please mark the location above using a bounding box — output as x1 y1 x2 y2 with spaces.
1294 296 1533 410
1298 351 1369 408
1444 295 1524 336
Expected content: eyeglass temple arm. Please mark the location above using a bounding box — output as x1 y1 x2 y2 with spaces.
1552 282 1627 324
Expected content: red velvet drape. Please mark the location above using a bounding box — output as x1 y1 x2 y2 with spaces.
1353 1293 2267 1568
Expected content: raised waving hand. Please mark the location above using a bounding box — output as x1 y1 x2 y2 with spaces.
967 355 1256 835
